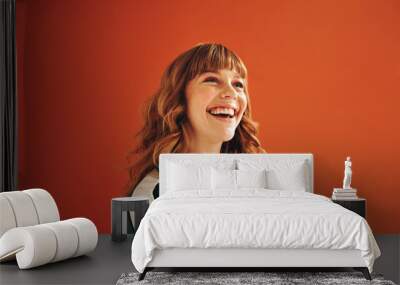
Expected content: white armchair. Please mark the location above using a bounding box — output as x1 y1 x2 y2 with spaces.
0 188 97 269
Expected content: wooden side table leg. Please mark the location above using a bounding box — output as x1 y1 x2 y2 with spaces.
111 201 126 242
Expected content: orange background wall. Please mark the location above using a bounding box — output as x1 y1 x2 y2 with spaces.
16 0 400 234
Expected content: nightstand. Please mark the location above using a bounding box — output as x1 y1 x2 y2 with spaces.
332 198 366 218
111 197 149 242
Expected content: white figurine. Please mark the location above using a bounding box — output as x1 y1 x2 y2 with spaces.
343 156 352 189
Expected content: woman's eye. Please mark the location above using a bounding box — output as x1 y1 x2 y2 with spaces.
234 81 244 89
204 77 219 83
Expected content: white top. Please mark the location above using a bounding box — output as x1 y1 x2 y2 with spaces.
130 169 159 203
129 169 159 227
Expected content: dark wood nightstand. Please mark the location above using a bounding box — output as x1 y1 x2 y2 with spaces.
111 197 149 242
332 198 366 218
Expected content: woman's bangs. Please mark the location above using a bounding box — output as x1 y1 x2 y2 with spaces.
187 44 247 80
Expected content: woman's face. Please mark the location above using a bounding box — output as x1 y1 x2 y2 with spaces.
185 69 248 145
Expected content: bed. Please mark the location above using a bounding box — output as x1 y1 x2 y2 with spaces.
131 154 381 280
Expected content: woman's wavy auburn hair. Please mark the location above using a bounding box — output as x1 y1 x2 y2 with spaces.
128 43 265 195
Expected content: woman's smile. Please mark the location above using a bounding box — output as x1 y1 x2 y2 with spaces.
185 68 248 147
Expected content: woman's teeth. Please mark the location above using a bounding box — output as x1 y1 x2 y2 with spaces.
207 107 235 118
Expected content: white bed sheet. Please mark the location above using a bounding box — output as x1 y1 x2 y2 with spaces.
131 189 380 273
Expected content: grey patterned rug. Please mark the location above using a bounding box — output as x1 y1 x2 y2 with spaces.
116 271 396 285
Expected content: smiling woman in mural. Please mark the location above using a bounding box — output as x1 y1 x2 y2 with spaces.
128 43 265 200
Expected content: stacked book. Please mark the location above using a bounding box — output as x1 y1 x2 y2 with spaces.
332 188 358 200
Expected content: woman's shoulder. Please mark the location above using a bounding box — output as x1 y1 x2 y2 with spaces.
131 169 159 200
146 168 159 179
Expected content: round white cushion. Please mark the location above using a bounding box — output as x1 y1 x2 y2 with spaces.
65 218 98 257
42 221 79 262
0 196 17 237
0 191 39 228
24 188 60 224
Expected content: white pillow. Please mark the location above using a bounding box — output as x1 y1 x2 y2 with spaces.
212 168 237 190
266 166 306 191
167 162 212 191
237 159 307 191
212 169 268 190
166 158 236 171
237 169 267 188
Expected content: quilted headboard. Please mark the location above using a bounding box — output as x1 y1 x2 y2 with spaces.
159 153 314 195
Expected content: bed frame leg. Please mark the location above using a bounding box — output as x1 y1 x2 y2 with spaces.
354 267 371 280
138 268 148 281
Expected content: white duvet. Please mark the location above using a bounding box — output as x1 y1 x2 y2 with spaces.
131 189 380 273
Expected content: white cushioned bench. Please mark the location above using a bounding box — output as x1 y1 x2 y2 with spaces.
0 189 97 269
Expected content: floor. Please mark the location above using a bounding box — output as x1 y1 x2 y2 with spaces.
0 234 399 285
374 235 400 284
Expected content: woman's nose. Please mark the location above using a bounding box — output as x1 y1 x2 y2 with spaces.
220 84 238 99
